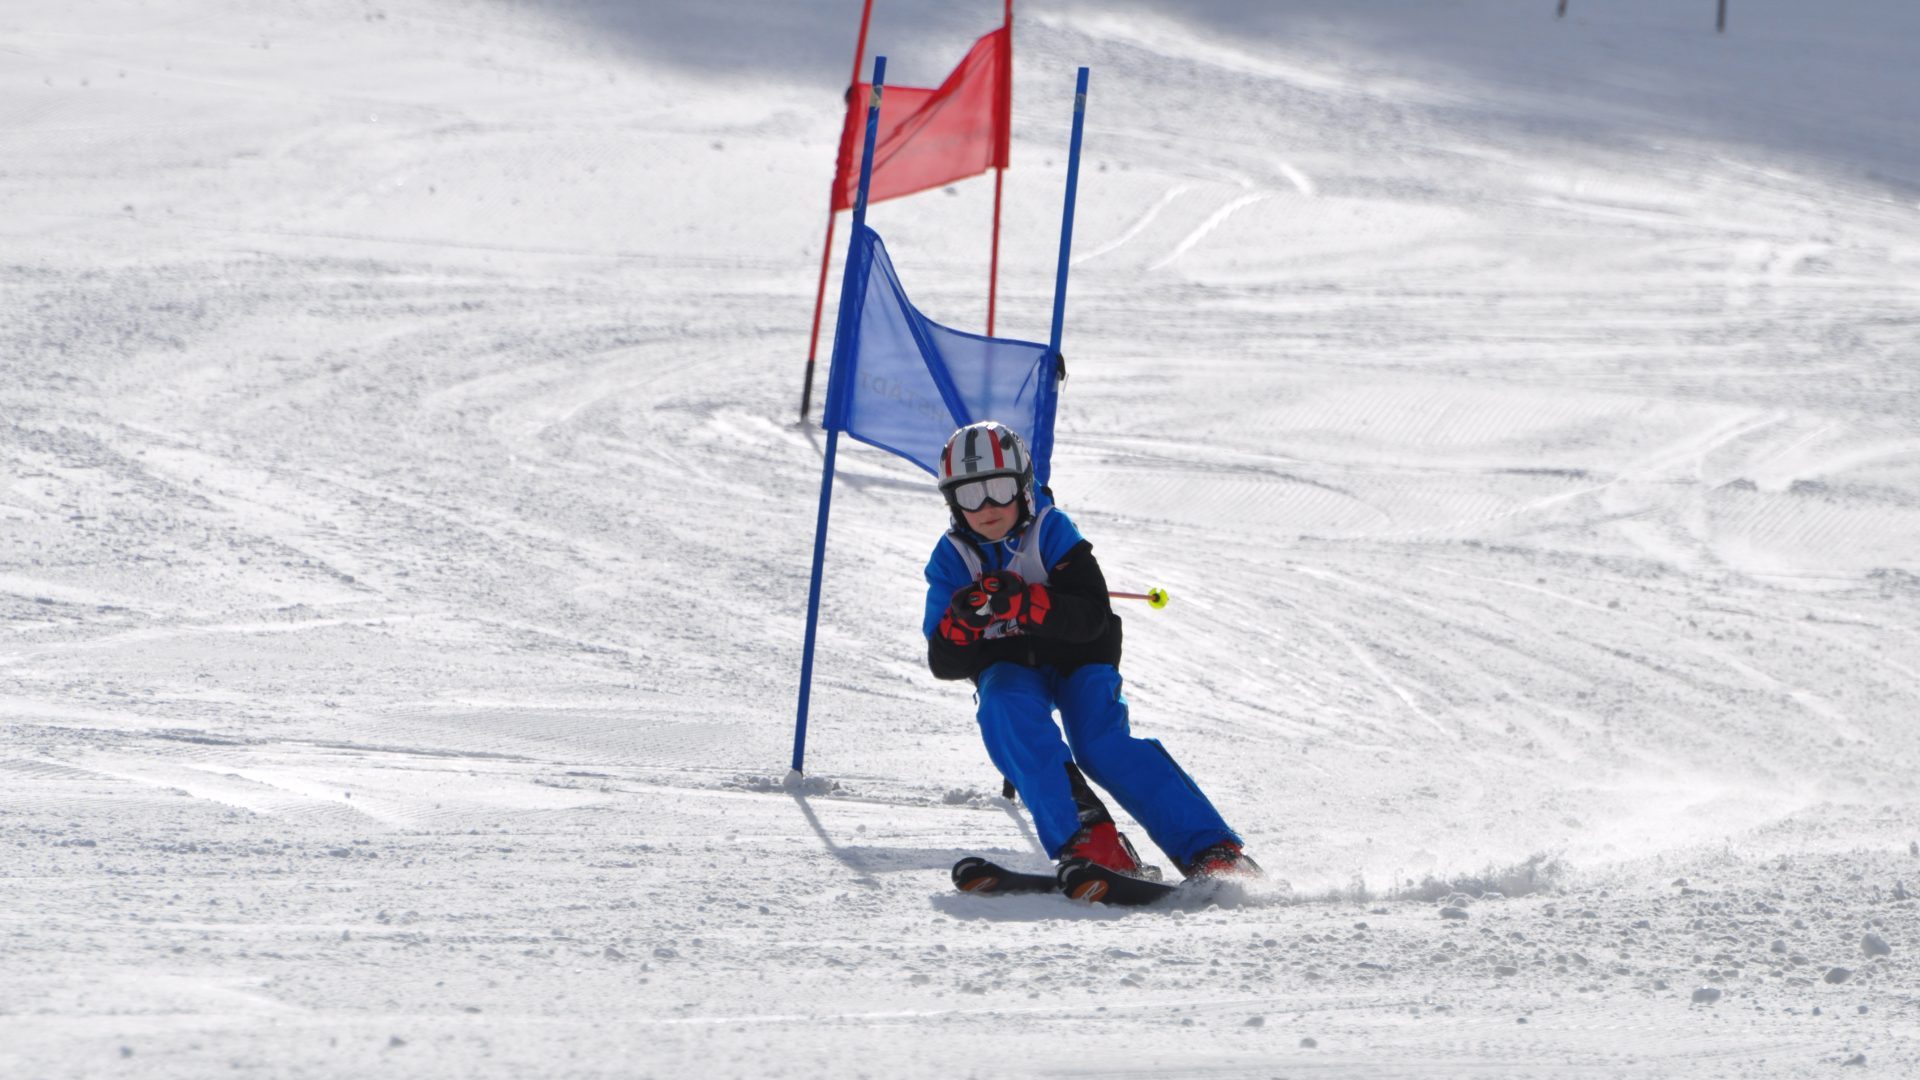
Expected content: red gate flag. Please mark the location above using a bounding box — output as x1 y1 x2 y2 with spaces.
830 26 1010 212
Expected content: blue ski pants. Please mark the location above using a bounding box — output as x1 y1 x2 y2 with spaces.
973 661 1238 864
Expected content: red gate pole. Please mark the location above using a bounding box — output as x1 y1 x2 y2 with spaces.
986 0 1012 335
799 0 876 424
987 169 1004 336
799 214 838 422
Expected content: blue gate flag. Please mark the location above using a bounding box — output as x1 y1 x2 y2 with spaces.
820 224 1063 486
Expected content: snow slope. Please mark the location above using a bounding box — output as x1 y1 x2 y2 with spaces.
2 1 1917 1076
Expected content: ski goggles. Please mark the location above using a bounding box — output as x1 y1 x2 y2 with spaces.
947 475 1021 512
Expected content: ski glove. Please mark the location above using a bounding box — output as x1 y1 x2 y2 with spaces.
975 570 1027 620
1006 579 1052 629
976 570 1054 630
948 580 999 630
934 609 983 647
937 580 996 647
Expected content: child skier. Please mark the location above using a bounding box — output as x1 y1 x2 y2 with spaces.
924 419 1258 880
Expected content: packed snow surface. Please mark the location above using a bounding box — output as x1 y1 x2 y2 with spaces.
3 1 1918 1077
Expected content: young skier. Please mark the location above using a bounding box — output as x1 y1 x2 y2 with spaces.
924 419 1258 881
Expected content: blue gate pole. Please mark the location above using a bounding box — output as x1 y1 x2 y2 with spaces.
792 56 887 777
1038 66 1090 489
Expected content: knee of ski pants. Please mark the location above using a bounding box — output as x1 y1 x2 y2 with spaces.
973 662 1055 730
1056 664 1132 756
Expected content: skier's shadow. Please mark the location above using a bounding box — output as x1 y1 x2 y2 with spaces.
930 888 1137 921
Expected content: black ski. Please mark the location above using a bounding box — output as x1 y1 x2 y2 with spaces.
953 856 1210 907
956 764 1185 903
1057 857 1181 905
951 856 1059 896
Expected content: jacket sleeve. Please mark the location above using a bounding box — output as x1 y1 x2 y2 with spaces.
1024 539 1111 644
923 537 980 681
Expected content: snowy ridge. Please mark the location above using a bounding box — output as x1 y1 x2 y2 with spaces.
2 0 1917 1076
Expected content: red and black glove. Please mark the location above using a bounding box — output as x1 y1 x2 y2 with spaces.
977 570 1053 630
940 571 1055 645
1004 576 1052 629
974 570 1026 620
1014 579 1052 628
937 580 997 647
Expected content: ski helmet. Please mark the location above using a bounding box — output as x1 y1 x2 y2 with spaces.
938 420 1035 530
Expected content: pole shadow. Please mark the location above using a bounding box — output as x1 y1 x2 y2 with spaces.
788 790 882 888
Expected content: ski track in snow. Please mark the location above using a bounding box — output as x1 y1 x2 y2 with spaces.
1149 191 1278 270
1073 183 1192 265
3 0 1920 1077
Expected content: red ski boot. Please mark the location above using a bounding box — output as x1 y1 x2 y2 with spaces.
1181 840 1263 880
1058 822 1146 876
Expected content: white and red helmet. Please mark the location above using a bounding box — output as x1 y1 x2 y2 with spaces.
938 420 1035 527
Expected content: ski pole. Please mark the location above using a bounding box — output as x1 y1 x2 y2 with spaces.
977 585 1171 617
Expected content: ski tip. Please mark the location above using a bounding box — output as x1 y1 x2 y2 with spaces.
1058 857 1109 904
1058 857 1180 906
953 856 1062 897
1066 878 1109 903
